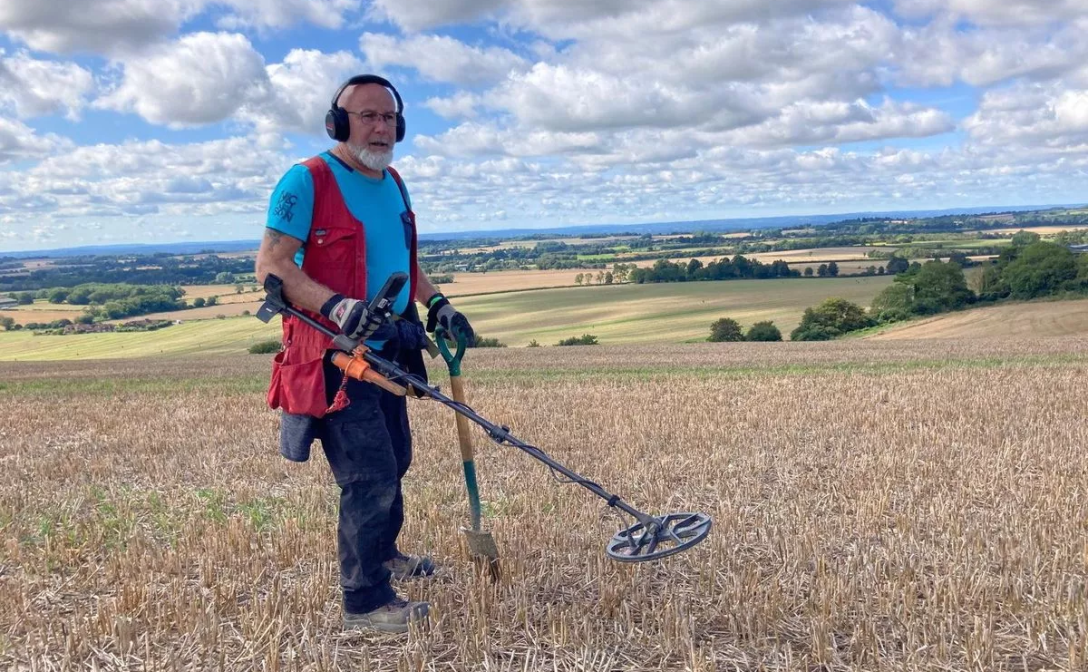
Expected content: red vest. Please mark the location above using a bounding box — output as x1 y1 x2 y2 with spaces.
266 156 419 418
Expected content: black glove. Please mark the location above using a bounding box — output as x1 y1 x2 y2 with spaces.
369 318 427 351
320 294 383 342
426 294 475 346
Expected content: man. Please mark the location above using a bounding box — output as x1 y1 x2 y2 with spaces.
254 74 475 634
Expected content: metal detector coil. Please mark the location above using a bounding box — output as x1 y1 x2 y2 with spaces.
607 512 712 562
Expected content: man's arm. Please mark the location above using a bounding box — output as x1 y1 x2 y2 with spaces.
254 229 336 314
414 266 441 307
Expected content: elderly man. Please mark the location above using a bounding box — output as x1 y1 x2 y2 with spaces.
255 75 475 634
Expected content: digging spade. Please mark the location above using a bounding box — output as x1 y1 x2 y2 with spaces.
436 327 501 581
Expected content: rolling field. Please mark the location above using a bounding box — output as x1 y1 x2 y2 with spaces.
1 339 1086 670
0 277 892 359
868 297 1088 340
454 276 892 345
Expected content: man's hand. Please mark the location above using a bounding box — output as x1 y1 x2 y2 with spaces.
426 294 475 346
321 294 384 341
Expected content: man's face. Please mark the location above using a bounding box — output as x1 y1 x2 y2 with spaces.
339 83 396 171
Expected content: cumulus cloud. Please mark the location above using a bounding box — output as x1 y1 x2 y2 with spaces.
964 82 1088 150
94 32 269 127
0 50 95 119
0 0 192 55
0 0 364 56
360 33 528 87
0 117 67 162
215 0 361 30
894 0 1088 27
242 48 366 137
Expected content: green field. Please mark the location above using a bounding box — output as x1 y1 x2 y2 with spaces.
0 276 892 359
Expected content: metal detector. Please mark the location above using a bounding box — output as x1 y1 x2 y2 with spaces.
257 273 712 563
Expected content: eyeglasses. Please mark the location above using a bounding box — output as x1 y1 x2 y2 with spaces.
345 110 397 126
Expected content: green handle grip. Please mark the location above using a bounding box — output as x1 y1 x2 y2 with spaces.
436 326 467 376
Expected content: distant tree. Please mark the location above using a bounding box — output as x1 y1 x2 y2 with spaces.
948 251 970 267
0 316 14 331
878 265 886 275
48 288 68 303
206 296 218 306
16 292 33 305
804 267 814 277
790 298 874 341
1011 230 1041 248
870 283 914 322
604 272 613 284
745 321 782 341
575 273 584 286
708 318 744 342
817 263 829 277
235 283 245 294
1002 241 1078 299
192 297 206 308
827 261 839 277
215 271 236 284
886 256 910 274
906 260 974 314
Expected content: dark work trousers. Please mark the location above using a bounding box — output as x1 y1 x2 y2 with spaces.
317 357 413 615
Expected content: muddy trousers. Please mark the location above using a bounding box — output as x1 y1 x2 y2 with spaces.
318 373 413 615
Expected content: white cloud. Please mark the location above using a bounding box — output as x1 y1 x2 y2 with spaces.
94 32 268 127
243 48 366 138
360 32 528 86
0 0 192 55
0 50 95 119
894 0 1088 27
964 82 1088 150
215 0 361 30
0 117 67 163
424 92 482 119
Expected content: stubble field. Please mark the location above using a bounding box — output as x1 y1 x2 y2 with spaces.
2 338 1087 670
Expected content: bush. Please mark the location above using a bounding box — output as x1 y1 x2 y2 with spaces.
468 334 506 348
527 339 541 347
745 321 782 341
192 297 206 308
790 297 875 341
248 339 282 354
708 317 744 342
556 334 599 346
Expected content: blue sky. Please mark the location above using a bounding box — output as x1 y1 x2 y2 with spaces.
1 0 1086 252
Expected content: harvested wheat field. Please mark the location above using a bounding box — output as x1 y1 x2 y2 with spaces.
2 338 1087 670
869 298 1088 340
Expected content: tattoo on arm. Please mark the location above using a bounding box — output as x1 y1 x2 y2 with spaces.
265 228 285 250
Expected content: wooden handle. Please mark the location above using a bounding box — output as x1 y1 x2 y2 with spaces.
450 375 475 461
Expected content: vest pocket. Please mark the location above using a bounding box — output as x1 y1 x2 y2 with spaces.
269 354 329 418
310 227 357 279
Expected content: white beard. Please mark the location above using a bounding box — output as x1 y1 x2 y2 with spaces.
351 143 394 172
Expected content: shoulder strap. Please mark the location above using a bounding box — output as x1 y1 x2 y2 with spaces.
386 166 411 211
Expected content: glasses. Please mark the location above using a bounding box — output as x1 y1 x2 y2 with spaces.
345 110 397 126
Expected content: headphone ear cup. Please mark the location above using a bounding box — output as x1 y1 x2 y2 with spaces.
396 114 406 143
325 108 350 142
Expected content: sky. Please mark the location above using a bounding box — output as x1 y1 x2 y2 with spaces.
0 0 1087 252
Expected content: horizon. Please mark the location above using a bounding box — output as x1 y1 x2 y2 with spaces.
2 201 1080 257
2 1 1088 252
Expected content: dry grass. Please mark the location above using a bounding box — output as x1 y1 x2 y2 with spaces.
2 340 1086 670
869 298 1088 340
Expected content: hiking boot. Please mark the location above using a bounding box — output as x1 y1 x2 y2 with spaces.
342 598 430 634
383 552 436 580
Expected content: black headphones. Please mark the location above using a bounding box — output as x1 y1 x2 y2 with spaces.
325 74 405 143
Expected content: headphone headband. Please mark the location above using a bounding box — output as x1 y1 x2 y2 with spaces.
326 74 406 143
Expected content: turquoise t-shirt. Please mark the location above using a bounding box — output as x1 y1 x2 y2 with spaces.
266 150 411 311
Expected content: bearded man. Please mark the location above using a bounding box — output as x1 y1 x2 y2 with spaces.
255 75 476 634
